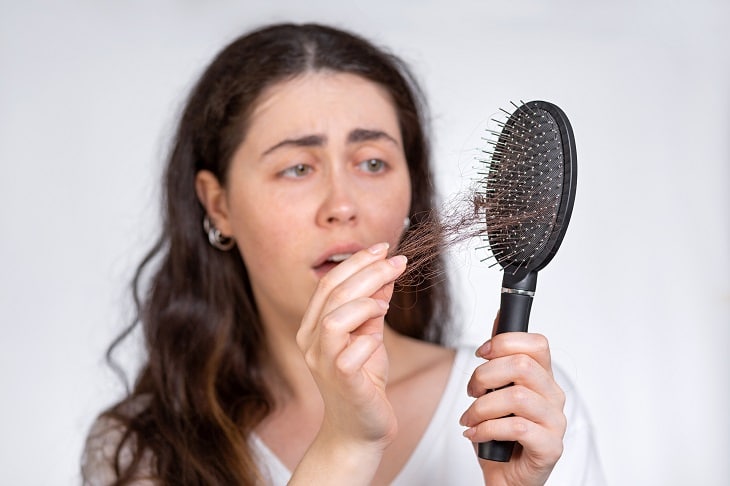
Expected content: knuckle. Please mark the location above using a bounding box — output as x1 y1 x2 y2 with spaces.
302 348 317 369
327 284 348 304
509 385 530 406
334 356 356 377
511 354 534 376
511 417 531 438
475 421 490 438
470 397 486 421
474 362 489 382
552 402 567 430
557 410 568 434
319 313 342 333
295 330 305 350
532 333 550 352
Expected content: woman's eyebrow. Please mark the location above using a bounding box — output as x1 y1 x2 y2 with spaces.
262 134 325 156
261 128 398 157
347 128 399 146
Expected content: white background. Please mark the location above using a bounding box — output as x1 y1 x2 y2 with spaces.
1 1 728 484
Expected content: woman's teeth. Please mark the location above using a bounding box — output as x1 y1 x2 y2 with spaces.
327 253 353 263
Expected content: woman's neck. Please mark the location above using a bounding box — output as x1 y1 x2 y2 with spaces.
260 314 321 410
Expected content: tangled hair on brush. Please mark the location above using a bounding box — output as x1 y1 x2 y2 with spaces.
82 23 452 485
395 187 483 288
396 182 531 287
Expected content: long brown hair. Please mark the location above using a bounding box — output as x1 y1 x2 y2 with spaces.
84 23 451 485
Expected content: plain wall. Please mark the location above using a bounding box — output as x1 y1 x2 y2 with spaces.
1 1 728 484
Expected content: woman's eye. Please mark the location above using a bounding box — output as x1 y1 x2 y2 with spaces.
359 158 386 173
280 163 313 178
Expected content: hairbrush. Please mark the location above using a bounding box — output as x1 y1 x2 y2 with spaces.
476 100 577 462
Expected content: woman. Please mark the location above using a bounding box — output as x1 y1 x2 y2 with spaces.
83 23 602 485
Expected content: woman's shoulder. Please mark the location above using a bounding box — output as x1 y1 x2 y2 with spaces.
82 394 156 486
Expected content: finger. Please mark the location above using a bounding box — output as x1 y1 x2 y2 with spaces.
315 298 389 362
459 385 566 432
301 255 406 345
463 415 564 464
296 253 404 353
466 354 565 406
306 241 391 308
476 332 553 376
335 332 384 378
323 255 407 313
370 280 395 304
300 242 391 335
321 242 391 289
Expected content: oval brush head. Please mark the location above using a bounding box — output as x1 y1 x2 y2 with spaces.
480 100 577 280
476 100 577 462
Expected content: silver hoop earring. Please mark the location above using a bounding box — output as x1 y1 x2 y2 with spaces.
403 216 411 231
203 215 235 251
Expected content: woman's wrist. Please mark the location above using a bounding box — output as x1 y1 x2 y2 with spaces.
289 423 389 485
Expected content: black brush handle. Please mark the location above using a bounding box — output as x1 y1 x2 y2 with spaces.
478 271 537 462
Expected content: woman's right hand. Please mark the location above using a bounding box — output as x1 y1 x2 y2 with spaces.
292 242 407 483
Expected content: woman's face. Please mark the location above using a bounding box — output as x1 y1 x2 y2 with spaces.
200 72 412 328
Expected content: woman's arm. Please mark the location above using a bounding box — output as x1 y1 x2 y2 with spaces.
290 243 407 485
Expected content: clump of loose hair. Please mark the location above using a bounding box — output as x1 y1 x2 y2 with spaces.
395 184 488 289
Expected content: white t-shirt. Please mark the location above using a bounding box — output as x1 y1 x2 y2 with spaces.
251 346 606 485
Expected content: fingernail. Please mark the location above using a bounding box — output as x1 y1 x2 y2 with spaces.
476 340 491 357
462 427 475 439
375 299 389 310
459 413 467 426
368 242 389 254
388 255 407 267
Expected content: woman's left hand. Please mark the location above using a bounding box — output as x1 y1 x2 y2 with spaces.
460 330 567 486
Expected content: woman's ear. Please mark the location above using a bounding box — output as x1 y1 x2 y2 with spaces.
195 170 233 236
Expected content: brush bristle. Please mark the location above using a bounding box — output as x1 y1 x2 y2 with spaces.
476 101 566 274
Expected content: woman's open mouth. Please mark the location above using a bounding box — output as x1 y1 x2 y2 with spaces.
312 251 355 277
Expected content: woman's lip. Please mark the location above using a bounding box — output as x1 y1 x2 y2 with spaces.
313 261 340 278
312 243 365 269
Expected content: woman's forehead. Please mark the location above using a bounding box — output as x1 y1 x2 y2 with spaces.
240 72 401 155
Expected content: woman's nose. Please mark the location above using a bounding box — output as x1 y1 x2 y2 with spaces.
315 173 358 227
